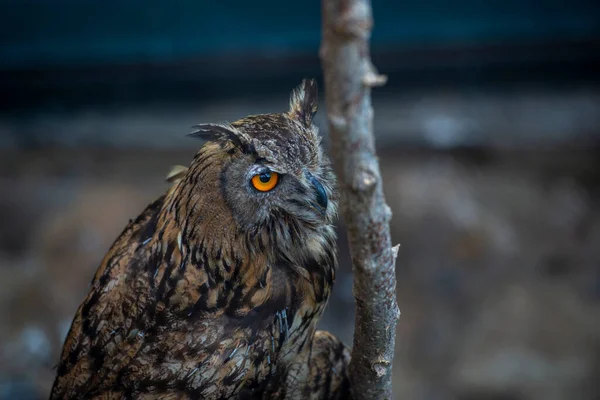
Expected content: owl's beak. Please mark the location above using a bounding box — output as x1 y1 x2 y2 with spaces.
306 172 328 212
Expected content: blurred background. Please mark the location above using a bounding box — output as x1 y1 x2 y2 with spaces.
1 1 600 399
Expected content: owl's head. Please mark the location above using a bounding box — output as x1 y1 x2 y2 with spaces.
182 79 337 242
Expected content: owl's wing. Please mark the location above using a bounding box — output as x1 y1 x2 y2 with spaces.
258 330 350 400
50 197 271 399
305 330 351 399
50 198 166 399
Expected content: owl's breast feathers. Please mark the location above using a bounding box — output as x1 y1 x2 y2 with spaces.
51 192 349 399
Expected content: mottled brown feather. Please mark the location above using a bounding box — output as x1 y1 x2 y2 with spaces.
50 80 350 399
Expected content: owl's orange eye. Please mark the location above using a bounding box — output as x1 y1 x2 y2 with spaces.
251 171 279 192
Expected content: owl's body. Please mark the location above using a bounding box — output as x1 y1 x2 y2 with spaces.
50 80 350 399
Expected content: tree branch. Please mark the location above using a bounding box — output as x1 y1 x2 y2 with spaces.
320 1 400 399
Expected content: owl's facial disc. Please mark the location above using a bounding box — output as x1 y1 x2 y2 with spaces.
240 160 331 225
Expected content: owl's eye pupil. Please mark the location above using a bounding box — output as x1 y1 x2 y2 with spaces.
259 172 271 183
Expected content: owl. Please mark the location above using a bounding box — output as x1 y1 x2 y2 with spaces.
50 79 351 399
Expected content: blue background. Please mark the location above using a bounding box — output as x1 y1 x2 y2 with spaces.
1 0 599 68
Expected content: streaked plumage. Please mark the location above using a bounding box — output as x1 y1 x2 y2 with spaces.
50 79 350 399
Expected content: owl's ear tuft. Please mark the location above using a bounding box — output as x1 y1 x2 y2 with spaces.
189 123 255 154
289 79 318 127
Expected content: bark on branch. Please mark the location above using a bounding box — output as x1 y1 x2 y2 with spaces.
320 1 400 399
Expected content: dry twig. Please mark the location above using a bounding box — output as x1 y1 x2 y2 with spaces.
320 0 400 399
